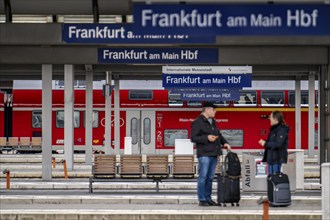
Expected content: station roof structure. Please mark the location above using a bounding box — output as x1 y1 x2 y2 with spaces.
0 0 329 81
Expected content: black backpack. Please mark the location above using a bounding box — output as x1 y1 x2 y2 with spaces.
224 151 241 177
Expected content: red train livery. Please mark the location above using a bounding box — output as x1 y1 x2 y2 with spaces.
1 88 318 154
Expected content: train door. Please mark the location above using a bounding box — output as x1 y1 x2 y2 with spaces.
126 110 155 154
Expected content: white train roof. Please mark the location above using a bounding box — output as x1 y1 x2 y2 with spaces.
13 80 318 90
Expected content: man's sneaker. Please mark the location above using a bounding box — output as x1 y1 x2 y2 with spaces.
199 201 210 206
207 200 218 206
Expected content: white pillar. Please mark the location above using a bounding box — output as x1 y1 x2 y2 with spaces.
295 79 301 149
308 73 315 158
64 65 74 170
105 72 112 155
322 163 330 220
114 79 120 154
318 73 321 164
42 64 52 181
85 71 93 165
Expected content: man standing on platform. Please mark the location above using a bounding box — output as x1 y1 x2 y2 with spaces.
191 101 231 206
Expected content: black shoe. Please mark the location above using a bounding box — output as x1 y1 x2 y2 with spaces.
207 200 218 206
199 201 210 206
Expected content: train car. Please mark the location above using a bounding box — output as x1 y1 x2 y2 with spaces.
3 80 318 154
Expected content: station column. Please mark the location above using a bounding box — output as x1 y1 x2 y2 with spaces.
320 65 330 164
308 72 316 158
42 64 52 180
114 79 120 155
104 71 112 154
327 65 330 162
295 78 301 149
85 69 93 165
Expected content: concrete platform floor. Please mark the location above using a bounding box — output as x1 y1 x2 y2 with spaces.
0 190 322 220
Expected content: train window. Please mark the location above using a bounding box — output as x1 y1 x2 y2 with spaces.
164 129 188 147
32 111 42 128
55 80 86 88
234 91 257 106
219 130 243 147
288 91 309 107
143 118 151 145
130 118 138 145
187 101 202 107
213 101 229 107
83 111 99 128
129 90 153 100
261 91 285 106
315 130 318 147
168 91 183 107
56 110 80 128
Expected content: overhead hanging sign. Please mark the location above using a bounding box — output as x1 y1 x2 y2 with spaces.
98 48 218 64
133 4 330 36
62 23 214 44
162 66 252 88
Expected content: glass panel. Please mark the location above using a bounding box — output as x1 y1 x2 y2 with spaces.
315 130 318 147
187 101 202 107
129 90 153 100
219 130 244 147
56 111 65 128
74 111 80 128
143 118 151 145
164 130 188 147
168 91 183 107
213 101 230 106
131 118 138 145
32 111 42 128
56 111 80 128
234 91 257 106
261 91 284 106
288 91 309 107
77 80 86 88
84 111 99 128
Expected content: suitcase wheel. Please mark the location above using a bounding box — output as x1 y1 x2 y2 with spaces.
236 203 239 207
231 203 234 207
223 203 227 207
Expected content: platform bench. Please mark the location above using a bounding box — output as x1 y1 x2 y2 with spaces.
89 155 196 193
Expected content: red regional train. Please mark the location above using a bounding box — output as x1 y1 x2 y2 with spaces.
0 80 318 154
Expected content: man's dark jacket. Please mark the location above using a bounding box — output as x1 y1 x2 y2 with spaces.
191 114 228 157
262 123 289 165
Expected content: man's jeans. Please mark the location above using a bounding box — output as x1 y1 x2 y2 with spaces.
268 163 282 175
197 156 218 202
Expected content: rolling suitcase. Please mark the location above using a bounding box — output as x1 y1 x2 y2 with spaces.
217 174 240 207
217 152 241 207
267 173 291 207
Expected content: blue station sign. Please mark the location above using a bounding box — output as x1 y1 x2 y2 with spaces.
133 4 330 36
162 66 252 88
98 48 218 64
171 88 240 101
62 23 215 44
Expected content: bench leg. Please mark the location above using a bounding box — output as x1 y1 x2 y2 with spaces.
156 180 159 193
89 178 93 193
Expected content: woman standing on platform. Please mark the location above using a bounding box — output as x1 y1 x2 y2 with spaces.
258 110 289 174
